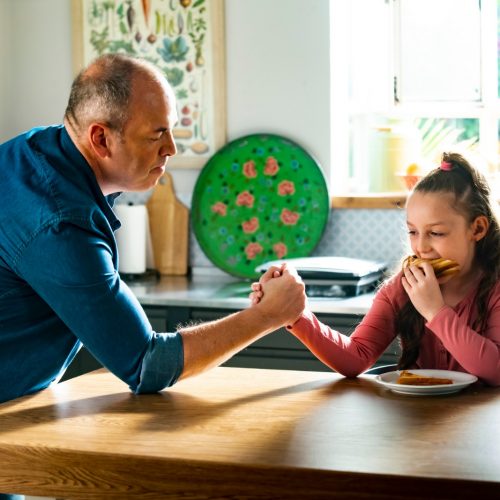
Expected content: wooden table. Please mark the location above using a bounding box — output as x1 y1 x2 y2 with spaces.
0 367 498 499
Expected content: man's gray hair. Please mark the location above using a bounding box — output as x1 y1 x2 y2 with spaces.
64 53 162 134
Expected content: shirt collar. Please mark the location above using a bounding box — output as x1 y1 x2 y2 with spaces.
60 126 121 230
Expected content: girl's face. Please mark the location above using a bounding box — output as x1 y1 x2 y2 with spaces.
406 191 483 275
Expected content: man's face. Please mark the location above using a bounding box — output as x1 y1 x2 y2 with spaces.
104 76 178 193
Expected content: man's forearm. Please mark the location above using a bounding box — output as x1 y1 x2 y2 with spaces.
178 305 278 379
178 267 306 380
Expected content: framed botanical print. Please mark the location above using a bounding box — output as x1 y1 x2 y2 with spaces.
71 0 226 169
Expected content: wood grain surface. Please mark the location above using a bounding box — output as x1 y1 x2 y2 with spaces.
331 193 407 209
0 367 498 499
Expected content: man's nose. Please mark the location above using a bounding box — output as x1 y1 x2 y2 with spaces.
160 132 177 157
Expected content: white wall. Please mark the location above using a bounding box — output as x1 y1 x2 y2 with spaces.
0 0 12 137
225 0 331 180
0 0 331 195
5 0 73 139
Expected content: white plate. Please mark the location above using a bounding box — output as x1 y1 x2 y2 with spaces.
375 369 478 396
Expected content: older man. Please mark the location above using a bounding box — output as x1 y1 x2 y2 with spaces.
0 54 305 407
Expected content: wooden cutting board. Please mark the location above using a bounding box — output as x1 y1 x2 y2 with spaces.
147 172 189 275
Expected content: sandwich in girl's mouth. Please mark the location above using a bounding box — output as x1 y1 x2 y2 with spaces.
403 255 460 279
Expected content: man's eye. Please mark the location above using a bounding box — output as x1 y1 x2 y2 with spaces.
431 232 444 237
408 230 416 236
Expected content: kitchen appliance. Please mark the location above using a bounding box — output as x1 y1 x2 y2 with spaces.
256 256 388 297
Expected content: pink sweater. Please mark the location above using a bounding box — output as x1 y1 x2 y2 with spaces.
288 274 500 386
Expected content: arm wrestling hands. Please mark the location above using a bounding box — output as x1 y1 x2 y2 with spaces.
180 265 306 379
249 263 307 325
251 264 307 325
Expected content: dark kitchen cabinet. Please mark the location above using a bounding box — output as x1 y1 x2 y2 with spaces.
60 345 102 381
62 303 399 380
142 305 399 372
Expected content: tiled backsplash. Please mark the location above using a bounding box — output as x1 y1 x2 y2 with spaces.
118 192 409 277
320 208 408 265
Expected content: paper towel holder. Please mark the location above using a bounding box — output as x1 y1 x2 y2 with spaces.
115 202 160 282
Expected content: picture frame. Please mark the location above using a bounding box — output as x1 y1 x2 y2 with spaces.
71 0 226 169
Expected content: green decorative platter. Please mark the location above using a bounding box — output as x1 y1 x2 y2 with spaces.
191 134 330 279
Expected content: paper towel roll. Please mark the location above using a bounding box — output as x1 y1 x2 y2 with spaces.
115 203 147 274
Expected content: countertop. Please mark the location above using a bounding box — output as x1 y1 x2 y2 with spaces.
0 367 497 499
125 274 375 315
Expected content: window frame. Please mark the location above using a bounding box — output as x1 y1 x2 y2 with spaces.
330 0 500 197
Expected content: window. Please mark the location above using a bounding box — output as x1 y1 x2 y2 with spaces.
330 0 500 196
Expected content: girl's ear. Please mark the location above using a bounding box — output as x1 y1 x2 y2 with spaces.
88 123 112 159
471 215 489 241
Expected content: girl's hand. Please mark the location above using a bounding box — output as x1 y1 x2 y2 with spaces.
249 263 286 306
249 282 262 306
401 262 446 321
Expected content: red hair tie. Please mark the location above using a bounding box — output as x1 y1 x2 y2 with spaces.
440 161 452 171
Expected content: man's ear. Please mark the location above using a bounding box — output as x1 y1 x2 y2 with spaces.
472 215 489 241
88 123 112 159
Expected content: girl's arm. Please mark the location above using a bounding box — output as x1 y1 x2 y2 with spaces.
287 281 400 376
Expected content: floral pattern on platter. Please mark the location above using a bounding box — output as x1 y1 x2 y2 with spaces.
191 134 330 279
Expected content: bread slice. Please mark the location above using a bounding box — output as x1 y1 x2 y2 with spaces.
397 370 453 386
403 256 460 279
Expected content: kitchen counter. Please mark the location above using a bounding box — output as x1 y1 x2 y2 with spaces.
125 274 375 315
0 367 498 499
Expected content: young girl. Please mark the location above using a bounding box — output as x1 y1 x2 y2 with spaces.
251 152 500 386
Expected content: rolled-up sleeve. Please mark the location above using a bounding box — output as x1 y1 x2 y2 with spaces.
135 332 184 393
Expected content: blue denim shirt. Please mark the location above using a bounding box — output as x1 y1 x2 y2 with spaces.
0 126 183 403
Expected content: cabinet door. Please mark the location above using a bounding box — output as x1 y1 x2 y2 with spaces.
189 308 368 372
144 305 400 372
60 346 102 381
143 306 169 332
